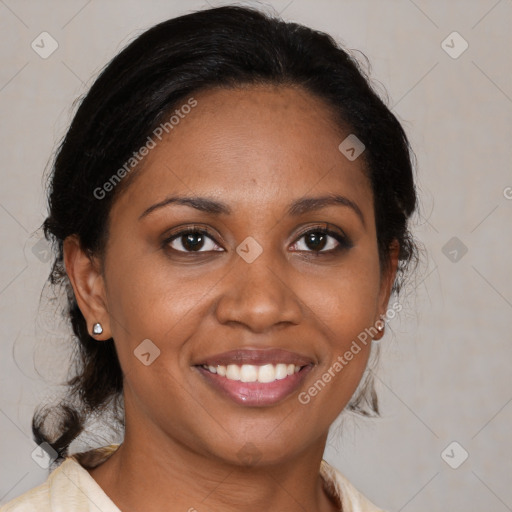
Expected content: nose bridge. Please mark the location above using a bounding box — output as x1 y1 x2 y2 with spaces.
214 238 302 331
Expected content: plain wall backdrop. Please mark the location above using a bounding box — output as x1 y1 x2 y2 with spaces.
1 1 511 510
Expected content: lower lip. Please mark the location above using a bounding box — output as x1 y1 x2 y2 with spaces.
195 365 313 407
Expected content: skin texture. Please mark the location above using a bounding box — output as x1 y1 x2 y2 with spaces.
64 84 399 512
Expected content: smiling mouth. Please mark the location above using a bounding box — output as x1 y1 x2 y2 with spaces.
194 361 313 407
193 348 315 406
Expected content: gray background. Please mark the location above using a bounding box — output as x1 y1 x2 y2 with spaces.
1 0 511 510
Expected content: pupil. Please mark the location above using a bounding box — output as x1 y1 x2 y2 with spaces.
306 232 326 251
183 233 204 251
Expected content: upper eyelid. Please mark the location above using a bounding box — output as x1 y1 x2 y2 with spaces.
294 223 347 239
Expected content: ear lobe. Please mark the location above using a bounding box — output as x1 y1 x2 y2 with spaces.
63 235 111 340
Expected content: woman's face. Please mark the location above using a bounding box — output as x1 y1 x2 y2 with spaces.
74 85 397 465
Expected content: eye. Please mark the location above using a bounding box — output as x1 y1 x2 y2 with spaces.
290 225 352 254
164 227 223 253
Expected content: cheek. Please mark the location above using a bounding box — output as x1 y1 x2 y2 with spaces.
104 255 202 414
302 253 381 343
104 251 215 365
295 270 379 423
296 249 381 414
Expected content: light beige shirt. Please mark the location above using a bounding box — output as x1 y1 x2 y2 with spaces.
1 445 386 512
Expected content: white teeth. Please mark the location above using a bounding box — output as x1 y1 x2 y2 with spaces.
202 363 303 383
226 364 241 381
275 364 288 380
240 364 258 382
258 364 276 383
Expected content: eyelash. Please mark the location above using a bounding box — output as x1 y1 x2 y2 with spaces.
162 224 352 256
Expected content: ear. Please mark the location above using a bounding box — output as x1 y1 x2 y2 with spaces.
63 234 111 340
374 239 400 340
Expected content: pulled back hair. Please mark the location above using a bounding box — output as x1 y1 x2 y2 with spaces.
35 4 419 462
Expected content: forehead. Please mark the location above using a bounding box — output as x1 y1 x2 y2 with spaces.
110 84 373 223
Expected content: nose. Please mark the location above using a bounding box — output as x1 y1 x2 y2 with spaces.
214 248 303 333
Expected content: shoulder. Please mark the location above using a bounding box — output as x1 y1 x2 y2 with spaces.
320 459 388 512
0 478 51 512
0 459 80 512
0 450 121 512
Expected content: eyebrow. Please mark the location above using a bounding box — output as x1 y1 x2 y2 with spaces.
138 193 365 226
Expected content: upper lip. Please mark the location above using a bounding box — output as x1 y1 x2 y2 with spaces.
195 348 314 367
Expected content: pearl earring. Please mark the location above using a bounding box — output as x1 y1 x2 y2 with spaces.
92 323 103 336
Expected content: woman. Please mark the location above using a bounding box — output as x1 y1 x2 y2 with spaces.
1 5 418 511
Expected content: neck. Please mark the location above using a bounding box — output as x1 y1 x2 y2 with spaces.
88 420 338 512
